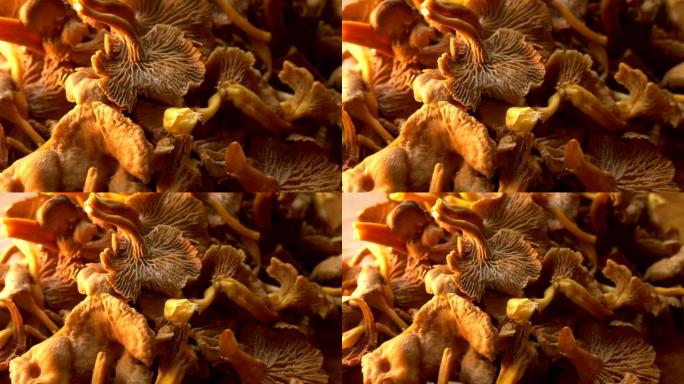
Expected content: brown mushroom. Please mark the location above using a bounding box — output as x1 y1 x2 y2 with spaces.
74 0 205 111
423 0 545 110
602 259 667 316
84 194 201 302
278 61 341 125
267 257 337 318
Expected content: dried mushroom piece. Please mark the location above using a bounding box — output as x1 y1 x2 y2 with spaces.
84 194 201 302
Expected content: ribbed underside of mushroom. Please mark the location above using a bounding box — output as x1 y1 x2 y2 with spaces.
92 24 205 111
438 28 545 110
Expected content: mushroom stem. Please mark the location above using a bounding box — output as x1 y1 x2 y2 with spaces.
221 84 293 134
375 322 397 338
196 92 223 123
558 327 604 382
578 240 598 274
353 222 408 254
23 324 48 341
555 278 613 320
214 0 271 43
248 39 272 80
219 329 268 384
91 351 109 384
652 286 684 296
539 199 597 244
240 236 261 274
192 285 217 313
1 103 45 146
342 21 393 57
0 299 25 353
348 102 394 145
321 286 342 296
547 0 608 46
429 163 446 193
443 195 474 209
83 167 99 192
84 195 145 258
75 0 142 61
370 295 408 330
224 142 280 192
367 243 390 280
559 84 626 132
0 43 29 116
342 322 365 349
6 137 32 156
496 350 526 384
0 321 13 350
564 139 616 192
22 296 59 333
0 17 44 54
343 109 360 167
203 192 261 241
673 94 684 104
1 218 57 252
344 297 377 349
437 347 455 384
347 45 374 86
432 199 485 234
600 0 619 44
219 277 277 322
423 0 486 64
357 134 382 152
82 0 136 26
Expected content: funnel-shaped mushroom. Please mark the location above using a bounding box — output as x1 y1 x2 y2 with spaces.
219 326 328 384
564 137 678 192
75 0 205 110
430 202 541 300
278 61 341 124
423 0 545 110
343 101 496 191
602 259 667 316
84 194 201 302
614 62 683 127
267 257 337 318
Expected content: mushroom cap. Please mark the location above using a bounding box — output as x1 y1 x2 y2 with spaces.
469 0 554 55
540 49 614 105
206 46 280 111
369 0 415 40
578 325 660 384
19 0 67 35
76 263 114 296
387 201 430 239
266 257 336 318
278 61 341 125
101 224 201 302
614 62 682 127
446 228 541 300
247 137 341 192
51 102 155 190
124 0 215 56
602 259 665 315
9 335 73 384
239 326 328 384
471 194 550 253
202 244 253 285
399 101 497 178
125 193 210 251
438 29 545 110
36 195 82 236
92 24 205 111
64 293 155 376
580 136 678 192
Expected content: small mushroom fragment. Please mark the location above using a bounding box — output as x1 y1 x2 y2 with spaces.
84 194 201 302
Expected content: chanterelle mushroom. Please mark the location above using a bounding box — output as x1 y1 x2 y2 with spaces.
74 0 205 110
84 194 201 302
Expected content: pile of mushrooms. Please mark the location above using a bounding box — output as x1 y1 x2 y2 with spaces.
343 192 684 383
0 0 341 192
0 192 341 383
342 0 684 192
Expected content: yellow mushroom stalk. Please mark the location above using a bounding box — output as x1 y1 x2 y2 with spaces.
213 0 271 43
224 142 280 192
163 92 223 136
547 0 608 46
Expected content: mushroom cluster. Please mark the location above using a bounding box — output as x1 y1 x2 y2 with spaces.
343 192 684 383
0 192 341 383
0 0 341 192
342 0 684 192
